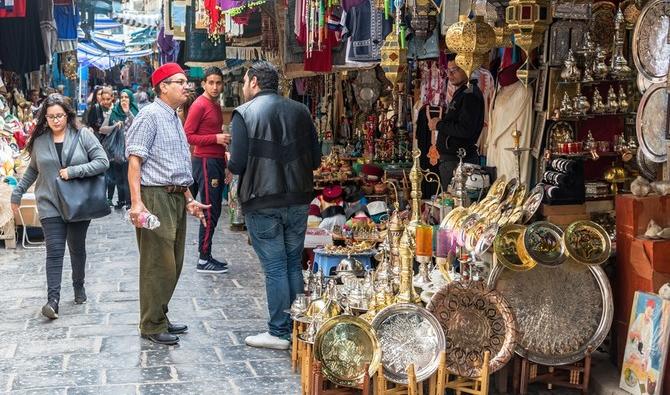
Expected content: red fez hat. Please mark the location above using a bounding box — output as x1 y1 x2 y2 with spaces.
323 185 343 201
151 63 185 87
361 164 383 178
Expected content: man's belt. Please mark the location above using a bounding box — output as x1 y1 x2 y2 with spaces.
164 185 188 193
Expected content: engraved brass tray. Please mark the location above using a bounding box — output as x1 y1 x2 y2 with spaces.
519 221 567 267
427 281 517 378
488 260 614 366
314 315 381 387
494 224 534 271
563 220 611 266
487 175 508 201
636 83 668 163
371 304 446 384
632 0 670 84
522 184 544 224
590 1 616 55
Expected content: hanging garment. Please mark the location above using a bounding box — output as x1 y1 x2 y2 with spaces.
408 27 440 60
0 0 46 73
38 0 56 64
486 80 534 185
157 27 181 64
0 0 26 17
53 2 78 40
419 61 447 107
342 0 392 62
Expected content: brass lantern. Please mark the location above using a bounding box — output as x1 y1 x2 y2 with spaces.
381 25 407 88
494 25 514 48
445 15 496 80
505 0 552 85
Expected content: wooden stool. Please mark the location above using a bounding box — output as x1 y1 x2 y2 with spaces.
300 339 314 395
374 363 422 395
434 350 491 395
312 360 371 395
292 321 307 372
518 347 593 394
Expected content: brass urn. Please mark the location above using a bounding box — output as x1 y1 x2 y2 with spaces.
445 15 496 80
505 0 552 84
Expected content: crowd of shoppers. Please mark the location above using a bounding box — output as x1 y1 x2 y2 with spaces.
8 62 320 351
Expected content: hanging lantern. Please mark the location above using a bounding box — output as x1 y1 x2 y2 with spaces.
505 0 552 85
381 25 408 88
494 25 514 48
410 0 438 39
445 15 496 80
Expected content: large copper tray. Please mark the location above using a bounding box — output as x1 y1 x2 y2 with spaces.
488 260 613 366
314 315 381 387
636 83 668 163
427 281 517 378
632 0 670 84
371 304 446 384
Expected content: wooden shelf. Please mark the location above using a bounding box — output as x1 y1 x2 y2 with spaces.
557 78 634 86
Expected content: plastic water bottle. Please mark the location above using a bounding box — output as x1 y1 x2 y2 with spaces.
124 209 161 230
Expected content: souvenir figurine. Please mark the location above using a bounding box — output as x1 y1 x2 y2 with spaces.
606 86 619 113
560 49 582 82
618 86 629 112
560 92 574 117
592 47 609 80
591 89 606 113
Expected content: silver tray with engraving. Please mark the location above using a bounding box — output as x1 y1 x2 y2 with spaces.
637 148 660 180
632 0 670 84
487 260 613 366
636 83 669 163
371 303 446 384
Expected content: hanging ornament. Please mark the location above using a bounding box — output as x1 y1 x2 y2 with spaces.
445 15 496 81
381 24 408 88
505 0 552 85
494 25 514 48
410 0 438 39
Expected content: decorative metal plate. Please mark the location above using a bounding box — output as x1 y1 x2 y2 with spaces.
590 2 616 54
502 178 520 203
494 224 534 271
371 304 446 384
522 184 545 224
314 315 381 387
475 223 499 257
632 0 670 84
637 148 659 180
521 221 567 267
427 281 517 378
563 220 612 266
637 73 654 93
548 20 588 66
636 83 668 163
488 260 614 366
487 175 507 201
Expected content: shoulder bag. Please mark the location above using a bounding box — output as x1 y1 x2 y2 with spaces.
55 130 111 222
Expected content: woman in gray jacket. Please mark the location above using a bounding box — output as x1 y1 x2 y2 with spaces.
10 94 109 319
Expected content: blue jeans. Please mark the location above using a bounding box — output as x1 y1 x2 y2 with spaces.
245 205 308 339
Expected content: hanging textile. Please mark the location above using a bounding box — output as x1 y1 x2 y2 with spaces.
54 2 78 40
342 0 392 62
38 0 57 64
0 0 46 73
158 27 181 64
184 3 226 66
217 0 267 17
0 0 26 18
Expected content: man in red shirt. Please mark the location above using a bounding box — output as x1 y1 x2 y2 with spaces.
184 67 230 273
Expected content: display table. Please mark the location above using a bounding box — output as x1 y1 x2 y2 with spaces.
615 194 670 394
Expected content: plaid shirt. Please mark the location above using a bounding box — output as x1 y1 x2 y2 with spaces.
125 98 193 187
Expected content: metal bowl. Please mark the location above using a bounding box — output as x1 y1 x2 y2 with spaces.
518 221 567 267
563 220 612 266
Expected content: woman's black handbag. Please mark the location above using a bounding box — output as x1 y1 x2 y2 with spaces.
55 130 111 222
102 124 127 163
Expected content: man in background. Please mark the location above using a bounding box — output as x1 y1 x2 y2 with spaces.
184 67 230 274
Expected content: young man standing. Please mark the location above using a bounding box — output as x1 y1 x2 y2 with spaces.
184 67 230 274
228 62 321 350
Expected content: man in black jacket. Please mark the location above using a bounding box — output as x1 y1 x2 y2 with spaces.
428 56 485 189
228 61 321 350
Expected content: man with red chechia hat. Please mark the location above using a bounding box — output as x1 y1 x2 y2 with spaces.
125 63 210 345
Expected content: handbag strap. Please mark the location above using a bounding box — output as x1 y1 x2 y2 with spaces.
64 129 81 167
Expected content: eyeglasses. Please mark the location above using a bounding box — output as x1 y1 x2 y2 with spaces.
46 114 67 121
163 79 188 86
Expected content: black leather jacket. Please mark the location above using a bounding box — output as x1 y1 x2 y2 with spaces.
436 83 485 161
229 91 321 213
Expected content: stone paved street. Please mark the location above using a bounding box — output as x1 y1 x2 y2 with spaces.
0 209 585 394
0 210 300 394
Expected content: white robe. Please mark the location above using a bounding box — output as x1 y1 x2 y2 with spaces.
486 81 534 186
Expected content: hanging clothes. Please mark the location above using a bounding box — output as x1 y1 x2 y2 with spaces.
486 79 534 185
0 0 26 18
341 0 392 62
53 1 77 40
38 0 57 64
419 60 447 107
0 0 46 73
157 27 181 64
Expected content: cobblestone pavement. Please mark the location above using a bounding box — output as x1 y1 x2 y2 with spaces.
0 209 581 394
